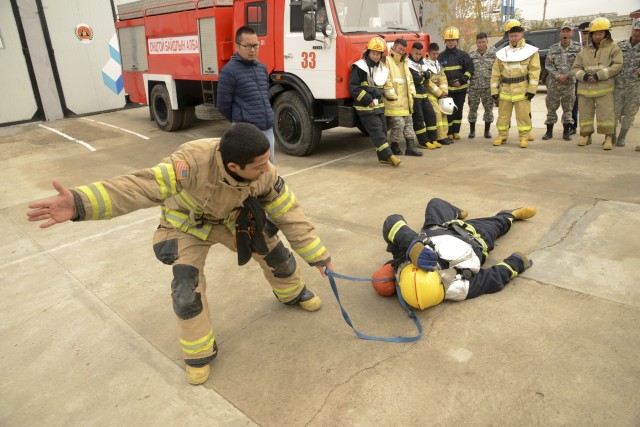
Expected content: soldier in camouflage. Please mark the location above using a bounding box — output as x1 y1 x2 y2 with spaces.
467 32 495 139
614 20 640 147
543 22 582 141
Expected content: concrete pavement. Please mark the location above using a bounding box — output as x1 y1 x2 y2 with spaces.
1 93 639 426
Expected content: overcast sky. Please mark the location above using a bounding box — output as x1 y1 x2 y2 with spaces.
515 0 640 20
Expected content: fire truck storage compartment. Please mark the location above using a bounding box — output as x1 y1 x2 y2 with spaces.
118 26 148 72
199 17 219 75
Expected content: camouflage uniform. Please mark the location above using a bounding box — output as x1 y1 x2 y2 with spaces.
467 48 496 124
545 41 581 125
614 37 640 131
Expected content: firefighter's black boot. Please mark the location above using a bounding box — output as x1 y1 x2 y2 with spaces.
390 142 402 155
405 139 423 156
562 124 572 141
468 122 476 139
616 128 628 147
542 124 553 140
484 122 492 139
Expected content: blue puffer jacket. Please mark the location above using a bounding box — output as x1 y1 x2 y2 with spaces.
217 53 274 130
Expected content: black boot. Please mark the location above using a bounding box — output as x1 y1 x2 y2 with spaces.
562 124 571 141
390 142 402 155
405 139 423 156
616 128 628 147
542 124 553 140
468 122 476 139
484 122 492 139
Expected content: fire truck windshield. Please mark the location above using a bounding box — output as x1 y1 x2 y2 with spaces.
331 0 421 34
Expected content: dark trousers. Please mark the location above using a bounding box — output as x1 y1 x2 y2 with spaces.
447 91 467 134
412 97 438 144
571 81 578 131
357 109 392 158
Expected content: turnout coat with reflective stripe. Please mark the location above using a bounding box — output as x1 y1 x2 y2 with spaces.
491 39 541 102
71 138 330 266
572 38 623 97
384 50 416 116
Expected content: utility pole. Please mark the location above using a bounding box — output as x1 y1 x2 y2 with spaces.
542 0 547 27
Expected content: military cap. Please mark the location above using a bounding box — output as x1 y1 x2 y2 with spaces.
634 20 640 30
578 22 591 32
560 22 573 30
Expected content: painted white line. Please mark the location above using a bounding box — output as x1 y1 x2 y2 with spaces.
80 117 150 140
38 124 96 152
2 215 158 270
282 150 367 178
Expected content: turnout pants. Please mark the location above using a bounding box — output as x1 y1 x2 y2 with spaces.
497 98 531 139
578 93 615 135
428 95 449 140
357 109 394 159
412 96 438 144
153 223 305 366
447 90 467 134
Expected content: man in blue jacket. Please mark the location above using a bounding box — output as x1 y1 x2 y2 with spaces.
217 26 276 163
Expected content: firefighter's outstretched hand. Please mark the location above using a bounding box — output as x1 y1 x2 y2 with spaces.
319 261 334 278
27 180 77 228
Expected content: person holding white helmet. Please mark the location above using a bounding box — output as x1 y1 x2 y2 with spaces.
349 37 401 166
571 17 623 150
438 26 474 140
424 43 454 145
491 23 541 148
374 198 534 310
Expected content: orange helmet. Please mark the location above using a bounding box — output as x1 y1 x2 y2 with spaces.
367 36 386 53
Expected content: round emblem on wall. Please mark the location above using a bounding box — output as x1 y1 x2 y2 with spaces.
74 24 94 44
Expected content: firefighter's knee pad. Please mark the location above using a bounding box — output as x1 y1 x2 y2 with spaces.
264 241 297 278
171 264 203 320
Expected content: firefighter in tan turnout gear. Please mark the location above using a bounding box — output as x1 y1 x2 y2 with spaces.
27 123 333 386
571 17 623 150
491 24 541 148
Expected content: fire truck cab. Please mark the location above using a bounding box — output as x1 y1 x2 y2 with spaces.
116 0 429 156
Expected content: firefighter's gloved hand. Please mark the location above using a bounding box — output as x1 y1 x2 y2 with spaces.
492 94 499 107
525 92 535 100
512 252 532 269
407 240 438 271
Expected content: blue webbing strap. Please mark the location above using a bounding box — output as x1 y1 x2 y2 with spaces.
325 269 423 343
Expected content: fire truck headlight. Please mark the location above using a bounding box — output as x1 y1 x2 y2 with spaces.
323 24 334 37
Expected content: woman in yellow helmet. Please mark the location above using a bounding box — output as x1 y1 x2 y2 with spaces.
377 198 534 310
349 37 401 166
571 17 623 150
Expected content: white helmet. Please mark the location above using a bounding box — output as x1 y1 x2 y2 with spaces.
439 97 457 115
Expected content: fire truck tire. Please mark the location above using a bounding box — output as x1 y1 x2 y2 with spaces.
150 84 183 132
273 91 321 156
181 106 196 129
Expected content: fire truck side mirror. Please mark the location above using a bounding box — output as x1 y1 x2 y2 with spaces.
303 12 316 41
300 0 317 13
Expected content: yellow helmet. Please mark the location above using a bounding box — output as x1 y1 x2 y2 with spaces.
504 19 522 32
398 264 444 310
367 37 386 53
442 26 460 40
589 17 611 32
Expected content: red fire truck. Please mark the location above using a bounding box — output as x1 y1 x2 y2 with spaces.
115 0 430 156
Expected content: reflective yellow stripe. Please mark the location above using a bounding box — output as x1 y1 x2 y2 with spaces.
415 127 426 135
517 124 532 131
356 90 367 102
497 124 510 131
500 93 526 101
577 87 614 96
496 261 518 279
443 65 462 71
152 163 178 200
385 108 411 115
272 280 304 299
448 219 489 259
449 84 469 90
77 183 113 220
387 220 407 243
180 329 215 355
580 120 594 126
265 184 295 218
426 125 437 131
175 191 197 210
376 142 390 152
354 104 385 111
295 237 326 262
161 207 212 240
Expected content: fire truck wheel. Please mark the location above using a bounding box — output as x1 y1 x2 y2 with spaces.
181 107 196 129
150 84 183 132
273 91 322 156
